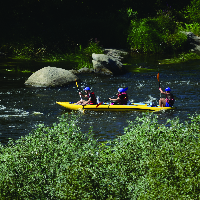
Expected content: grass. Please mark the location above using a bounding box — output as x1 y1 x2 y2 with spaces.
158 52 200 64
0 39 104 71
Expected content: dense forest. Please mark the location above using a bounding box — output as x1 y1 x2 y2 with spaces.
1 0 200 59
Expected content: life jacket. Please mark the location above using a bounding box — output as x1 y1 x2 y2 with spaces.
87 92 96 104
118 92 128 105
166 93 175 106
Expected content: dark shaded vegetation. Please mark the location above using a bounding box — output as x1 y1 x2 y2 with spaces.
1 0 200 64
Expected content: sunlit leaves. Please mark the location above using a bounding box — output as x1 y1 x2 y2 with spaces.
0 113 200 199
127 15 187 53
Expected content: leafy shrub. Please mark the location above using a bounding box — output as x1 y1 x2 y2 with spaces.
1 37 50 60
184 22 200 36
184 0 200 23
163 31 188 51
1 113 200 199
127 14 187 53
0 113 99 199
83 38 104 55
0 38 103 67
75 38 104 69
118 114 200 199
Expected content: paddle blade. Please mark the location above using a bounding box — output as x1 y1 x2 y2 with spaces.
157 73 159 82
96 102 102 108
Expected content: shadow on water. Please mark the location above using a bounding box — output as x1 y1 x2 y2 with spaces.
0 55 200 145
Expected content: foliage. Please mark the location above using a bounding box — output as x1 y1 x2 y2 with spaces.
1 0 199 60
184 0 200 23
127 12 188 53
159 52 200 64
183 22 200 36
0 39 104 70
0 38 49 60
68 39 104 70
75 39 104 69
119 114 200 199
1 113 200 199
0 113 99 199
83 38 104 55
182 0 200 36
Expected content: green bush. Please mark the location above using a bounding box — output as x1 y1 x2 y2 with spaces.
75 39 104 69
0 38 104 67
118 114 200 199
184 0 200 23
1 113 200 199
0 113 99 199
127 14 187 53
184 22 200 36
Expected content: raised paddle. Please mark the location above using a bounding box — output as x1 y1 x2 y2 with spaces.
157 73 161 97
75 80 82 102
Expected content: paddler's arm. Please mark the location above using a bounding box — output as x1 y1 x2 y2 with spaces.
159 88 167 94
79 92 87 98
109 97 120 101
82 97 91 105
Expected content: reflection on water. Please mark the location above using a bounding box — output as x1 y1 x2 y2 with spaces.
0 57 200 144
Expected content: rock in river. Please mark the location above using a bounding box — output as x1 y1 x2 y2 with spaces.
25 66 79 87
92 53 127 75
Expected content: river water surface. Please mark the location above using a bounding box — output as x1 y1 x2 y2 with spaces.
0 56 200 144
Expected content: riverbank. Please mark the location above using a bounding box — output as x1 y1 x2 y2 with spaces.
1 35 200 70
1 31 200 75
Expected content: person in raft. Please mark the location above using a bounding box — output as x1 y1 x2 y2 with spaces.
159 87 175 107
109 87 128 105
76 87 97 105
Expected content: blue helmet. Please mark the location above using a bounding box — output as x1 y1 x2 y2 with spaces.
84 87 90 91
165 87 171 92
118 87 128 93
118 88 124 92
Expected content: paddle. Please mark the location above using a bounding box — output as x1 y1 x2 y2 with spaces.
157 73 161 97
96 95 116 108
75 80 82 102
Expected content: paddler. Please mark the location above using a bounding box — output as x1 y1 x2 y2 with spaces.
159 87 175 107
109 87 128 105
76 87 97 105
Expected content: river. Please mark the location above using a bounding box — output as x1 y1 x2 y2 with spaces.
0 56 200 144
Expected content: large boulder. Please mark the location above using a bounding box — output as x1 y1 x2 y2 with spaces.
92 52 127 75
104 48 128 60
181 31 200 53
25 66 79 87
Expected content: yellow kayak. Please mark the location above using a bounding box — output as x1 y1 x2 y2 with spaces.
56 102 175 112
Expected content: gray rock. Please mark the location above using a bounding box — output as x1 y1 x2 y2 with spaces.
77 67 94 73
181 31 200 53
68 69 78 74
92 60 113 75
92 53 126 75
104 48 128 60
25 66 79 87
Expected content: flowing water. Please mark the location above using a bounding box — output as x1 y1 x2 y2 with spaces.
0 56 200 144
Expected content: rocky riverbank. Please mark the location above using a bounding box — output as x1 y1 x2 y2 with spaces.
24 32 200 87
24 49 129 87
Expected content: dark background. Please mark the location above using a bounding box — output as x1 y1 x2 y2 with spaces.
1 0 191 50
